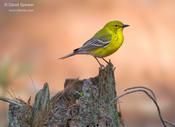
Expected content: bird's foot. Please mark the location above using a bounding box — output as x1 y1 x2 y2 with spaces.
102 58 111 64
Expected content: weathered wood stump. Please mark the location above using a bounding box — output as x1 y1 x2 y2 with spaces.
2 63 120 127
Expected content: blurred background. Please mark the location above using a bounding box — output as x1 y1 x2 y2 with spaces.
0 0 175 126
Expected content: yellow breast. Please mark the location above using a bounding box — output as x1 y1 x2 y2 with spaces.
90 30 124 58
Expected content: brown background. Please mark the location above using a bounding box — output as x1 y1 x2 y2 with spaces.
0 0 175 126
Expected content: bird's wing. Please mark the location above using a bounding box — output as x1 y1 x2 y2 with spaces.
77 33 112 53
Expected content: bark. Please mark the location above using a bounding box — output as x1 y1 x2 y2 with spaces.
1 63 120 127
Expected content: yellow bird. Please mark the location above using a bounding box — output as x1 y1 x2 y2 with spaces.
60 20 129 66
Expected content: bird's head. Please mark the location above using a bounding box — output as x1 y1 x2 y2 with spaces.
104 20 129 32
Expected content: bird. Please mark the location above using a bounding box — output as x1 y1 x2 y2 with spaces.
60 20 129 66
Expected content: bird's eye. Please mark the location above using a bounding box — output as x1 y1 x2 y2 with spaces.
115 25 118 27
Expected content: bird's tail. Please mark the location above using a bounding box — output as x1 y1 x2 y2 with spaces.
59 52 76 59
59 48 82 59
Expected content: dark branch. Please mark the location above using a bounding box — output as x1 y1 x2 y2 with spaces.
164 120 175 127
124 86 157 100
0 97 22 106
111 87 167 127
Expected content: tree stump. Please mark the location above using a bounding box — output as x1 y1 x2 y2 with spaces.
2 63 120 127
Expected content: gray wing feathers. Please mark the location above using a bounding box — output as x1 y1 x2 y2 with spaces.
83 38 109 47
76 37 110 53
60 33 111 59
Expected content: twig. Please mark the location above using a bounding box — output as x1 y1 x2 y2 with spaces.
124 86 157 100
125 87 175 127
164 120 175 127
7 89 15 99
27 73 37 93
7 88 17 99
0 97 22 106
111 88 167 127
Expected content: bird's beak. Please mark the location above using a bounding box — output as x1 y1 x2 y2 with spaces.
123 24 130 28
